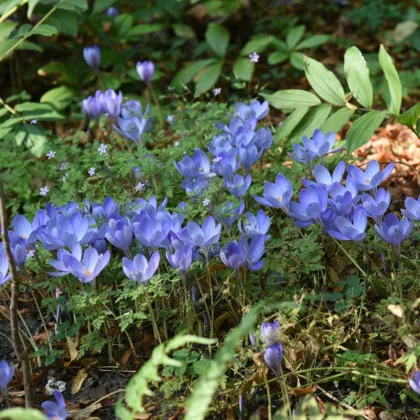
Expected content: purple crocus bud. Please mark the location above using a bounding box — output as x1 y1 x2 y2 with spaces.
402 195 420 221
83 45 101 74
245 234 266 271
239 145 263 173
409 372 420 395
239 395 244 415
288 143 314 164
220 237 247 269
361 188 391 222
122 252 160 285
92 238 108 255
82 96 101 121
63 247 110 284
105 219 133 253
327 206 367 242
166 237 194 273
0 251 11 286
264 342 283 377
302 161 346 189
374 213 413 251
235 100 269 121
102 89 123 119
348 160 394 192
225 174 252 198
42 390 69 420
9 233 27 268
136 61 155 84
105 6 119 17
0 360 14 390
261 320 280 345
254 173 293 213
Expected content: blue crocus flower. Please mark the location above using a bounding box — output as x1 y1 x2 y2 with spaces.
245 234 266 271
83 45 100 73
239 144 263 173
105 6 119 17
288 143 314 164
122 252 160 285
136 61 154 84
348 160 394 192
301 129 343 158
239 210 270 239
253 127 273 152
175 149 211 179
402 196 420 221
105 219 133 253
82 96 102 121
215 201 245 227
0 360 14 391
220 237 247 269
327 206 367 242
374 213 413 251
225 174 252 198
42 390 69 420
261 320 280 345
254 173 293 213
235 100 269 121
63 246 110 284
166 236 194 274
289 185 329 227
100 89 123 119
48 242 82 277
302 161 346 189
212 150 240 178
133 211 171 249
8 232 27 268
92 196 120 221
178 216 221 256
208 134 234 157
0 250 11 286
409 372 420 395
264 342 283 377
361 188 390 222
12 211 49 244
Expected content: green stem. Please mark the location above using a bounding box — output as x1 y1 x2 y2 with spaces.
263 369 272 420
205 255 214 341
148 85 164 130
332 238 367 277
145 290 162 344
0 0 28 23
279 366 292 418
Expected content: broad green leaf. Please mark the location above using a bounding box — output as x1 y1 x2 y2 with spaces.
40 85 76 110
290 52 304 70
16 124 47 157
28 0 42 17
0 0 21 18
0 21 17 40
344 47 373 108
286 25 305 49
48 10 78 37
271 38 289 52
295 34 331 50
275 107 309 141
0 407 47 420
31 24 58 37
378 45 402 116
267 51 289 65
101 73 121 90
303 56 346 106
92 0 116 14
241 33 274 55
173 24 195 38
346 110 387 153
233 57 254 81
396 103 420 136
320 107 355 133
289 104 332 144
9 23 32 39
205 23 229 57
195 61 223 94
57 0 88 11
127 24 164 37
171 58 216 88
113 14 134 38
14 102 64 120
262 90 321 109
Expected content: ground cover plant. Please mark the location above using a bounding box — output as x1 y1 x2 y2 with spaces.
0 0 420 419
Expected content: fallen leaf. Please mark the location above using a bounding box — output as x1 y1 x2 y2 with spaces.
292 385 317 396
71 403 102 420
71 368 88 394
388 304 405 318
121 348 133 366
67 336 78 362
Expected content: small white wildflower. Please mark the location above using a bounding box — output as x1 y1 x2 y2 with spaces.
30 119 37 124
207 172 217 178
46 150 56 159
40 186 49 196
203 198 210 206
213 156 222 163
61 176 67 183
249 52 259 63
98 144 108 155
45 378 66 396
214 87 221 96
174 141 180 147
166 115 175 124
27 250 35 258
88 167 95 176
135 182 145 192
278 121 283 127
59 161 69 171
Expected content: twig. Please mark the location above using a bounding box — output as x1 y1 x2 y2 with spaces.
0 180 33 407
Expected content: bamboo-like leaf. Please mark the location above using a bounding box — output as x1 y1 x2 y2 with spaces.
286 25 305 49
262 90 320 109
320 107 355 134
275 107 309 142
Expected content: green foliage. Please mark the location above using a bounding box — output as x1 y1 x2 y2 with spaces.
0 408 46 420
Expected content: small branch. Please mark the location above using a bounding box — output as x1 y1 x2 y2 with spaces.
0 180 33 407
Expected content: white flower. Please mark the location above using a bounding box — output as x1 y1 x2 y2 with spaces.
135 182 145 192
249 52 259 63
27 250 35 258
98 144 108 155
174 141 180 147
166 115 175 124
213 156 222 163
59 161 69 171
46 151 56 159
278 121 283 127
30 119 37 124
88 167 95 176
207 172 217 178
203 198 210 206
214 87 221 96
40 186 49 196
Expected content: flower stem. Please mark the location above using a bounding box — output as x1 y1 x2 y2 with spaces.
263 369 272 420
332 238 367 277
144 291 162 344
148 85 164 130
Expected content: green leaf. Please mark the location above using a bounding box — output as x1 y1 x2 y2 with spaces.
205 23 230 57
378 45 402 116
344 47 373 108
92 0 116 14
267 51 289 65
397 103 420 136
0 407 47 420
195 61 223 94
233 57 254 81
16 124 47 157
346 110 387 153
295 34 331 50
57 0 88 11
173 24 195 38
289 104 332 144
290 52 304 70
14 102 64 121
275 107 309 141
31 24 58 37
40 85 76 111
113 14 134 38
9 23 32 39
48 10 78 37
241 33 274 55
0 21 17 40
271 38 289 52
127 24 164 37
28 0 41 17
262 90 321 109
303 56 346 106
320 107 355 133
286 25 305 50
171 58 216 88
